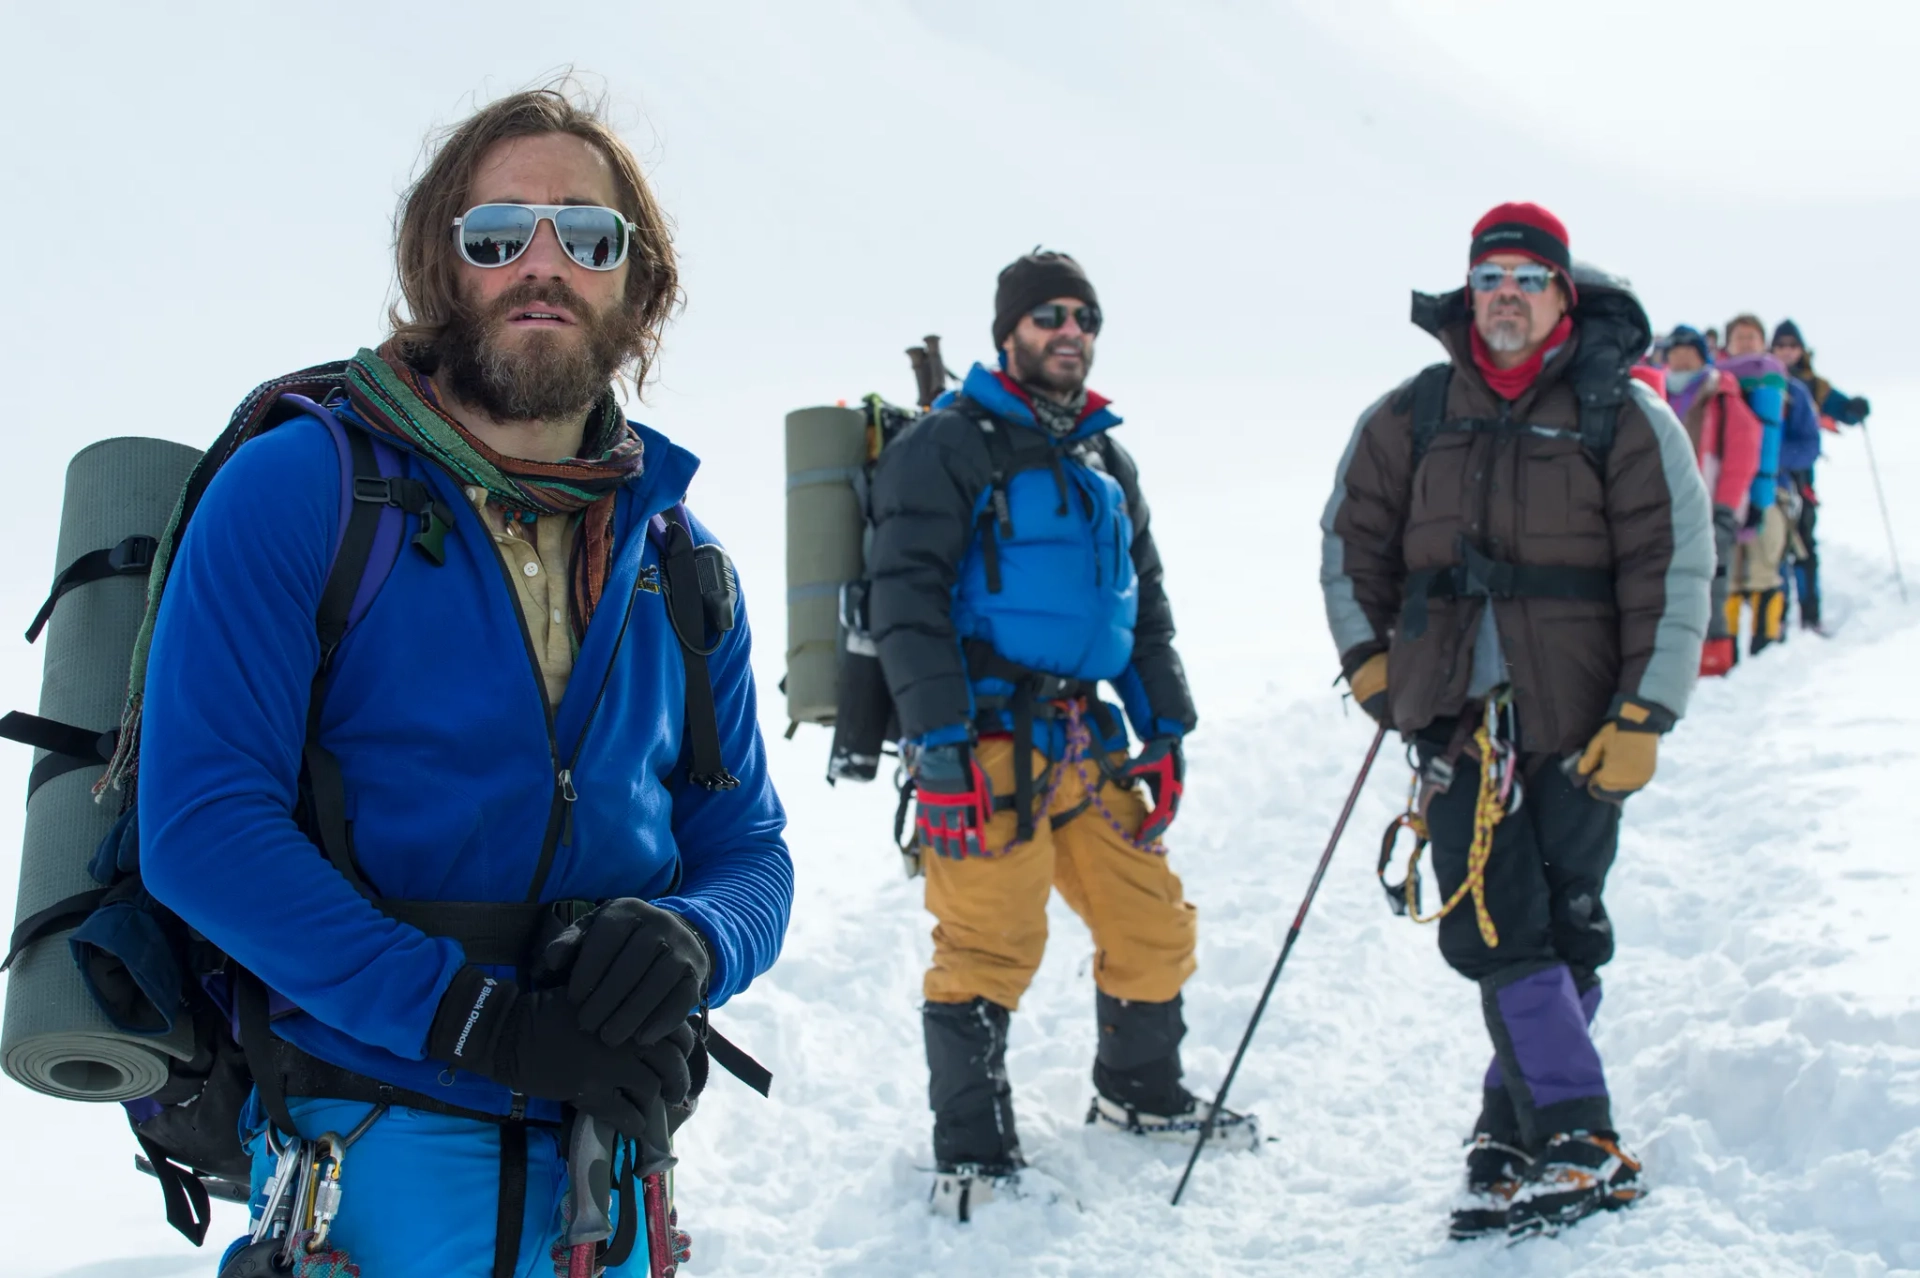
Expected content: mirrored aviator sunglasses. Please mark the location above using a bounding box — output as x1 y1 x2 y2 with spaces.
1469 262 1555 295
452 203 637 272
1029 302 1102 334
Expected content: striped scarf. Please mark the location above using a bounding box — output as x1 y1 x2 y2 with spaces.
100 345 643 798
347 342 646 632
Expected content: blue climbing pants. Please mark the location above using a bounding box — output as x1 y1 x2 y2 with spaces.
218 1098 653 1276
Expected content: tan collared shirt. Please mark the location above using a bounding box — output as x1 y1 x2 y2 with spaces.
462 486 579 707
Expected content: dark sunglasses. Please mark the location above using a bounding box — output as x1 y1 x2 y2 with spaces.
1028 303 1102 334
451 203 638 272
1468 262 1555 295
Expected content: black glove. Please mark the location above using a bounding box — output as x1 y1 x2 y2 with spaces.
428 967 695 1140
1850 396 1871 420
913 743 995 859
1123 737 1185 843
539 898 712 1047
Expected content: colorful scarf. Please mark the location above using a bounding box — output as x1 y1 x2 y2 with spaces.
101 345 643 798
346 342 645 632
1470 314 1575 401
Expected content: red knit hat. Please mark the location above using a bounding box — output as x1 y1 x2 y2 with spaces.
1470 202 1576 302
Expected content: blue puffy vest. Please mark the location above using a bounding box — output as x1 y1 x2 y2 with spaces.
949 372 1138 684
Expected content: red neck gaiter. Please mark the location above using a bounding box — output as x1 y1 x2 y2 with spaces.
1471 314 1574 401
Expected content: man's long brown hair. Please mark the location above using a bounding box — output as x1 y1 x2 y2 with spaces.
390 82 679 394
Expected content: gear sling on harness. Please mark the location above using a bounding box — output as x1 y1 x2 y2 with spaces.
2 368 765 1277
1376 696 1518 949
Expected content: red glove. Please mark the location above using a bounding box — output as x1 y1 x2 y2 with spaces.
1125 737 1185 843
913 745 995 859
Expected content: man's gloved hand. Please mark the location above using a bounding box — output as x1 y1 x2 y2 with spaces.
1850 395 1871 420
913 743 994 859
1124 737 1185 843
428 967 696 1140
1738 504 1764 544
1571 699 1672 803
1347 652 1389 724
538 898 712 1047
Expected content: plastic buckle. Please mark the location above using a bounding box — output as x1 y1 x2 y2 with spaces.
108 535 158 574
549 898 597 928
352 476 392 504
410 503 453 566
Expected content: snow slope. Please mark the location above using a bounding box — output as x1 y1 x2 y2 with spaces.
18 393 1918 1278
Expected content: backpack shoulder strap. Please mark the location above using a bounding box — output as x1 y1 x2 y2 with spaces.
1577 382 1625 469
652 506 740 792
1406 362 1453 471
953 399 1021 594
284 394 454 898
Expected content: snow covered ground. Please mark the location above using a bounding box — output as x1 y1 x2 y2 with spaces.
11 388 1914 1277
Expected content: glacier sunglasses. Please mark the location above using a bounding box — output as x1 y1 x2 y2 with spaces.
451 203 639 272
1468 261 1556 295
1028 302 1103 334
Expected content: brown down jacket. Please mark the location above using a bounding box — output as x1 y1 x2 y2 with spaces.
1319 273 1713 757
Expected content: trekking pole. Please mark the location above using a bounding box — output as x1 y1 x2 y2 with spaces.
1170 721 1390 1207
1859 420 1907 602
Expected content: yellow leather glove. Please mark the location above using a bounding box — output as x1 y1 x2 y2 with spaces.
1347 652 1389 724
1574 699 1666 802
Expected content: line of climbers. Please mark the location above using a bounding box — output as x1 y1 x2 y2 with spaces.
1635 316 1873 670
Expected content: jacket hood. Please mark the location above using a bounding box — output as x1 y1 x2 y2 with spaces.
958 362 1121 440
1411 260 1653 412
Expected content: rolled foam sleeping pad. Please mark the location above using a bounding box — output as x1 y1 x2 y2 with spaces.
784 406 867 725
2 436 202 1101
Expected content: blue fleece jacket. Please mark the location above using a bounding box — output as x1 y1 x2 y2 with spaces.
1779 376 1825 476
138 412 792 1119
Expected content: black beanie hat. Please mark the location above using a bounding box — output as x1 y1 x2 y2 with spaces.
1772 318 1805 347
993 249 1099 347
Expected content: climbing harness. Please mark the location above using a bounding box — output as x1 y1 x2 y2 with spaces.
1063 701 1169 855
897 698 1167 869
1375 694 1523 948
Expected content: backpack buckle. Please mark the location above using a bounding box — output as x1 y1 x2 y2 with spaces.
107 535 158 574
352 476 395 504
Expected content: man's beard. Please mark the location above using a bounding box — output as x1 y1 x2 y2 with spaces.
1482 299 1533 354
1008 330 1093 399
439 281 642 428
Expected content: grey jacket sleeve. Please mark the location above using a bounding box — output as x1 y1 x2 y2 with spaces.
1100 437 1197 734
866 408 993 743
1320 390 1408 674
1612 383 1714 721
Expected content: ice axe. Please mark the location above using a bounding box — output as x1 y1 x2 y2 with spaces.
1170 721 1390 1207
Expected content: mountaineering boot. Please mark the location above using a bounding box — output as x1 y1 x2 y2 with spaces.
1505 1130 1644 1240
1749 589 1785 655
1085 1092 1261 1149
929 1162 1076 1221
1449 1134 1532 1240
925 998 1023 1218
1085 992 1260 1150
